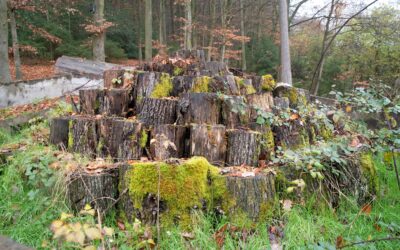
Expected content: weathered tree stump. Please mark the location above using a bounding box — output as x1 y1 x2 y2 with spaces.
151 124 189 158
249 123 275 161
221 95 250 129
111 120 144 161
135 72 161 105
79 89 104 115
102 89 130 116
250 76 262 92
97 117 123 158
273 86 309 109
50 117 70 149
226 129 261 167
273 97 290 110
69 116 99 158
171 76 195 96
177 93 221 125
103 69 125 89
226 174 275 219
190 124 226 166
138 98 178 126
67 166 119 215
273 120 310 149
150 134 178 160
201 61 230 76
118 164 135 222
246 92 274 121
211 75 240 95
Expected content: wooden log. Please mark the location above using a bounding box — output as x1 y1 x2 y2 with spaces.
249 123 275 161
68 116 99 158
226 129 261 167
250 76 262 92
79 89 104 115
211 75 240 95
50 117 70 149
135 72 161 106
138 98 178 126
221 95 250 129
97 117 123 158
67 166 119 215
177 93 221 125
152 124 189 158
273 97 289 110
150 134 178 160
103 69 125 89
55 56 120 78
273 120 310 149
102 89 130 116
171 76 195 96
273 86 309 109
118 164 135 223
226 174 275 219
111 120 144 161
190 124 226 166
246 92 274 121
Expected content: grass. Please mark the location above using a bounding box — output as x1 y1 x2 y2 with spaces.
0 121 399 249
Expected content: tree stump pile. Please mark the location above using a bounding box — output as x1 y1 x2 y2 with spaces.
50 49 338 224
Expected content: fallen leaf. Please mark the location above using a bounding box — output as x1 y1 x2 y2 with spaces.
361 204 372 215
84 227 102 240
214 224 228 249
345 105 352 113
373 223 381 232
290 113 300 120
336 235 345 248
181 232 195 239
282 200 292 212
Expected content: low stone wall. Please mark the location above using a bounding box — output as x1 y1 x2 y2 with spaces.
0 74 103 108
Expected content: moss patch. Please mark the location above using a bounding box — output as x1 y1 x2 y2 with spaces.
235 76 256 95
281 88 308 108
127 157 228 228
360 152 379 196
68 119 74 149
150 73 173 98
261 74 276 91
139 130 148 149
261 125 275 160
191 76 212 93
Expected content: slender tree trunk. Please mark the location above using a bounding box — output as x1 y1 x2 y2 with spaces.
137 0 143 62
9 8 22 80
239 0 246 71
220 0 226 63
159 0 166 45
310 0 335 95
0 0 11 83
207 0 216 62
279 0 292 85
93 0 105 61
145 0 152 62
184 0 192 50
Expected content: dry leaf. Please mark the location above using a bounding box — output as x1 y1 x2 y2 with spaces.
282 200 293 212
336 235 345 248
361 204 372 215
84 227 102 240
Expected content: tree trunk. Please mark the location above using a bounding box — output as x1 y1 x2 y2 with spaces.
102 89 130 116
184 0 192 49
239 0 246 71
190 124 226 166
69 117 99 158
93 0 106 62
221 95 250 129
151 124 189 158
279 0 292 85
159 0 166 45
137 0 143 62
226 129 261 167
0 0 11 83
207 0 216 62
138 97 178 126
79 89 105 115
219 0 227 63
67 166 119 215
145 0 152 62
226 174 275 219
9 9 22 80
50 117 70 149
177 93 221 125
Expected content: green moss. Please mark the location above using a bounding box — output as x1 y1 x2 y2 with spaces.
235 76 256 95
191 76 212 93
319 125 333 140
280 88 308 108
127 157 228 228
261 74 276 91
68 120 74 149
173 67 184 76
360 152 379 195
150 73 173 98
261 126 275 159
139 130 148 148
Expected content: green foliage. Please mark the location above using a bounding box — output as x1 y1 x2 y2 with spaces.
247 36 279 76
105 40 127 60
191 76 212 93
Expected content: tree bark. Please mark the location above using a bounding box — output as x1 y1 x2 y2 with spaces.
226 174 275 219
207 0 216 62
102 89 130 116
145 0 152 62
9 8 22 80
112 120 144 161
151 124 189 158
239 0 246 71
0 0 11 83
135 72 161 107
184 0 192 49
159 0 167 45
177 93 221 125
190 124 226 166
103 69 125 89
50 117 70 149
69 117 99 158
247 92 274 120
138 97 178 126
221 95 250 129
79 89 105 115
93 0 106 62
279 0 292 85
226 129 261 167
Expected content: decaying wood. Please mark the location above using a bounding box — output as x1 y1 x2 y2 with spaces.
250 76 262 92
67 166 119 215
226 129 261 167
273 97 290 110
97 117 123 158
210 75 240 95
249 122 275 161
273 86 309 109
177 93 221 125
273 120 309 149
55 56 121 78
226 174 275 219
135 72 161 106
171 76 195 96
152 124 189 158
102 89 130 116
246 92 274 120
150 134 178 160
221 96 250 129
190 124 226 166
69 116 99 158
138 98 178 126
111 120 144 161
50 117 70 149
79 89 104 115
103 69 125 89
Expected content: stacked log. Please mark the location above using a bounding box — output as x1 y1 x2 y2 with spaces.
50 117 70 149
177 93 221 125
226 129 261 166
138 98 178 126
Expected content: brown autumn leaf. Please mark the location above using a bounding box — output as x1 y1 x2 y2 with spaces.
336 235 345 248
373 223 382 232
117 220 126 231
214 224 228 249
290 113 300 120
361 204 372 215
345 105 352 113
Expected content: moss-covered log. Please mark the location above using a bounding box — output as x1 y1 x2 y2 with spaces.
226 129 261 167
273 86 309 109
226 174 275 220
273 120 310 150
249 123 275 161
190 124 226 166
68 116 99 158
67 166 119 215
151 124 189 158
273 97 290 110
246 92 274 121
177 93 221 125
171 76 195 96
79 89 104 115
50 117 70 149
138 98 178 126
221 95 250 129
211 75 240 95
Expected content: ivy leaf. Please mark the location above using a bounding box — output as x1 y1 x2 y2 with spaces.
256 116 265 125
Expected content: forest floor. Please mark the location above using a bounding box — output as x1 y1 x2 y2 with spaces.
0 101 400 249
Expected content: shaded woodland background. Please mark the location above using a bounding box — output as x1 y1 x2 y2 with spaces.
3 0 400 95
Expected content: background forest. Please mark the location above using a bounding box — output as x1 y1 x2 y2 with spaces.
4 0 399 95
